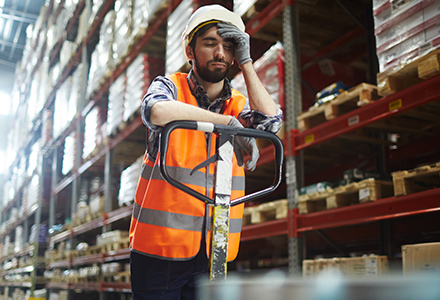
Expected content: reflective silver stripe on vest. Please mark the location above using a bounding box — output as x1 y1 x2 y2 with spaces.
133 203 204 231
133 203 243 234
141 163 245 191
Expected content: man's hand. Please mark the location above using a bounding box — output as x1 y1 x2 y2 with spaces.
217 23 252 66
228 117 259 171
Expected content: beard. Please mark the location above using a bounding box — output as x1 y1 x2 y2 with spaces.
193 54 230 83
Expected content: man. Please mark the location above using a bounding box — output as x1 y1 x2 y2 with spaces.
129 4 283 299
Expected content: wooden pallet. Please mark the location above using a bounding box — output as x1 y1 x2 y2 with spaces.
86 245 104 255
377 48 440 97
297 83 378 132
392 162 440 196
102 271 131 283
243 199 288 225
327 178 394 209
298 178 394 214
102 239 130 253
298 190 333 214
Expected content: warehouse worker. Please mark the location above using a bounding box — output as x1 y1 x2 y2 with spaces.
129 4 283 299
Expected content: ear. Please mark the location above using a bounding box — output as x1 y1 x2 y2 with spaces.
186 45 194 60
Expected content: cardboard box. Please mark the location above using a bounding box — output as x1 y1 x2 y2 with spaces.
340 256 389 277
402 242 440 274
302 255 389 277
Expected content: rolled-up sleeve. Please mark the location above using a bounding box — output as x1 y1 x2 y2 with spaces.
141 76 178 131
238 104 283 134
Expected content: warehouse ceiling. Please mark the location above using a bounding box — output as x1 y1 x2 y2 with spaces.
0 0 45 94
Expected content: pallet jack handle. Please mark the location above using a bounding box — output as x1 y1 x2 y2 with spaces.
159 120 283 281
159 120 284 206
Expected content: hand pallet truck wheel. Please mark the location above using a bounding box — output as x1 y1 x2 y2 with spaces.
159 121 284 281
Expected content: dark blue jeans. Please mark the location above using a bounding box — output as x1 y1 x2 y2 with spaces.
130 246 209 300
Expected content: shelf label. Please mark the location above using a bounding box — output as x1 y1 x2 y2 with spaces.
305 134 314 144
348 115 359 126
359 188 370 201
366 257 378 277
389 99 402 111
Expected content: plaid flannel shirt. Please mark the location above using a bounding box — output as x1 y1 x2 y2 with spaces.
141 70 283 160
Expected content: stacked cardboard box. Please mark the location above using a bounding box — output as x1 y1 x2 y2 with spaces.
402 242 440 274
374 0 440 72
303 255 389 278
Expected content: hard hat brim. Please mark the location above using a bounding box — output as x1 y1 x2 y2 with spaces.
181 6 245 63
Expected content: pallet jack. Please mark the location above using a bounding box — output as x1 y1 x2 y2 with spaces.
159 121 284 281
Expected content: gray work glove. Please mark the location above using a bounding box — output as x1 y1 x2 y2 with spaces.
217 23 252 66
228 117 259 171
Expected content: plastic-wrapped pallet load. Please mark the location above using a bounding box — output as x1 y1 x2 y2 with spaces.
69 63 84 121
27 139 42 177
50 63 61 93
107 73 126 135
53 76 73 138
16 158 26 195
132 0 149 36
76 2 90 45
90 0 105 25
28 69 43 130
38 60 51 110
46 2 64 51
89 194 104 218
59 40 76 71
132 0 165 36
231 42 284 108
234 0 258 16
125 54 165 122
83 106 100 160
2 180 12 209
166 0 193 75
118 155 143 207
26 174 40 211
373 0 440 72
64 0 80 20
62 132 76 176
113 0 134 64
87 10 116 97
14 226 24 254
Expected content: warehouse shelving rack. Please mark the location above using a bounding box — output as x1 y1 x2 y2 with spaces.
240 72 440 268
3 0 440 298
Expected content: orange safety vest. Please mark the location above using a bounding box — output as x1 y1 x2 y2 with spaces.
130 72 246 261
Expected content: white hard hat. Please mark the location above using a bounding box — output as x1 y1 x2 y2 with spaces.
181 4 245 62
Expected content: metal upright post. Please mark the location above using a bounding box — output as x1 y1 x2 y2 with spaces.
103 148 113 233
283 2 303 277
49 147 58 229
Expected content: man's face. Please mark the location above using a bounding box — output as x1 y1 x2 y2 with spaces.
190 25 234 83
